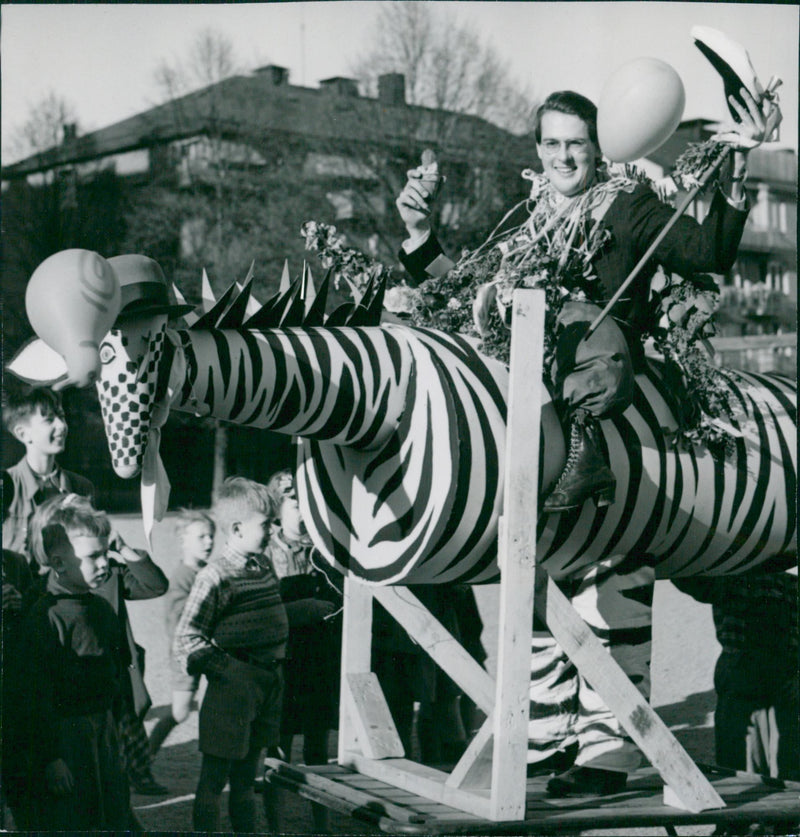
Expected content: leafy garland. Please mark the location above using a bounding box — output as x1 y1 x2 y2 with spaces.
300 220 394 300
671 139 730 192
301 150 741 452
406 172 631 369
647 272 738 454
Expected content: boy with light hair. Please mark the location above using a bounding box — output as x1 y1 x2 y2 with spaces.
174 477 288 832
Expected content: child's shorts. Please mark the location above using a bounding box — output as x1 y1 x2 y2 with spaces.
199 655 283 761
170 654 200 693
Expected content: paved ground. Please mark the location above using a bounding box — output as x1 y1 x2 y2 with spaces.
6 512 724 834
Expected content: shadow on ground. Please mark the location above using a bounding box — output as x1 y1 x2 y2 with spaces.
656 688 717 765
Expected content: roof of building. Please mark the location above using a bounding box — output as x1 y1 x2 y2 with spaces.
4 72 795 193
1 70 536 179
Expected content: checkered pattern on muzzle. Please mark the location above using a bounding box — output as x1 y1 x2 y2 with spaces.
96 327 166 478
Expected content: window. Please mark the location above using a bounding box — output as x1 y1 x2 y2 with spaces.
181 218 207 259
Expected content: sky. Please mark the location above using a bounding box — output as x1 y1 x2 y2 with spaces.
2 2 798 162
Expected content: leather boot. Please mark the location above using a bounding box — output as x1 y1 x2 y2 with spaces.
542 408 615 513
547 765 627 797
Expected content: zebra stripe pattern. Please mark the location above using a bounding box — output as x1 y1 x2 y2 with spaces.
528 556 655 768
536 366 796 581
14 253 796 584
168 323 795 584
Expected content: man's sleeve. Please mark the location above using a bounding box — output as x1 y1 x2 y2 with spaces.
628 185 749 278
398 232 455 287
173 570 228 676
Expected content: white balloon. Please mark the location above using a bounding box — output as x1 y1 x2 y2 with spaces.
26 249 121 387
598 58 686 163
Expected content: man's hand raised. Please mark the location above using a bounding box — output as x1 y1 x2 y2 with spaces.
395 149 445 240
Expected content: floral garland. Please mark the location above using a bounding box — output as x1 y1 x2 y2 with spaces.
671 139 730 192
300 149 740 452
301 220 394 300
647 272 738 454
407 166 646 369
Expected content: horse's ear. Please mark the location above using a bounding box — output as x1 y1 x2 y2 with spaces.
6 337 69 387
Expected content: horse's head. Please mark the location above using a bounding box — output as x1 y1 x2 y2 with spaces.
8 250 192 479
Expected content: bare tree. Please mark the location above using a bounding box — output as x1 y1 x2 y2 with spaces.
2 92 131 356
352 3 538 133
133 28 324 290
5 91 79 168
131 28 317 492
154 27 239 97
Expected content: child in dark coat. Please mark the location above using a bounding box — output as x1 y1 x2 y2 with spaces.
10 494 133 830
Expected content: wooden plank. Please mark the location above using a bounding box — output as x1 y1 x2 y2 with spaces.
345 672 404 759
264 759 427 824
446 712 495 790
489 289 546 821
539 573 725 813
338 577 376 760
345 751 494 820
266 763 799 835
372 586 495 714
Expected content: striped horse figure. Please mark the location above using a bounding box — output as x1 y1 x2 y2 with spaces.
10 251 797 770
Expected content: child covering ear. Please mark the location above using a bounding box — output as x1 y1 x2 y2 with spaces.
9 494 134 830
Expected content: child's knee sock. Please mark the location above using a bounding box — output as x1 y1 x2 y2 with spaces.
228 788 257 833
193 755 228 832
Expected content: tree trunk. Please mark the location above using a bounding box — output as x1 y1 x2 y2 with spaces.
212 420 228 495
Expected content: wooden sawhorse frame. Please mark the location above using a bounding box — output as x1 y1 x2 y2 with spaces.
335 289 725 821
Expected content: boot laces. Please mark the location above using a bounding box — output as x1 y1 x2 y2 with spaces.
552 419 583 490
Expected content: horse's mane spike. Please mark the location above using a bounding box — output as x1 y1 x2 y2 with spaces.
343 274 388 326
192 278 240 329
243 273 301 329
302 268 331 327
364 274 387 324
217 271 256 328
187 262 387 331
324 302 356 326
278 277 308 326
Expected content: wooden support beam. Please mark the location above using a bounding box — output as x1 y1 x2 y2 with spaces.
372 586 495 714
446 712 495 790
344 753 493 820
538 573 725 812
345 672 404 759
339 577 377 761
489 289 546 821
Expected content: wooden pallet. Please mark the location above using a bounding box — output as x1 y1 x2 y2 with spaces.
263 759 800 836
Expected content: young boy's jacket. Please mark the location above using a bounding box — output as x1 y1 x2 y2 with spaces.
3 459 94 556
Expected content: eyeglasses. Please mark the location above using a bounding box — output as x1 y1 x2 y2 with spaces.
539 139 593 157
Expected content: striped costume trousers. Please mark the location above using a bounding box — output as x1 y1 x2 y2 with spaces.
528 556 655 772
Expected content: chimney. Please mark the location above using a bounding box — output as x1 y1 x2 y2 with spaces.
319 77 359 98
255 65 289 86
378 73 405 106
62 123 77 143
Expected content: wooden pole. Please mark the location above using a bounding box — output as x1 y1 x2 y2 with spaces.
489 288 546 820
587 73 782 339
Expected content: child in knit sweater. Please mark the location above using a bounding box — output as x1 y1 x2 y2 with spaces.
174 477 287 833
